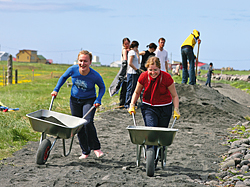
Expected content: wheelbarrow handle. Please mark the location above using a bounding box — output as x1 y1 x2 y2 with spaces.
82 105 96 119
49 96 55 111
170 117 177 129
132 112 137 126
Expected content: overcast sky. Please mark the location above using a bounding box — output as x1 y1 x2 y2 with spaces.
0 0 249 70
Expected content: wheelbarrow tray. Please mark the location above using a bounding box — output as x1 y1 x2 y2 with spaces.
26 109 88 139
126 126 178 146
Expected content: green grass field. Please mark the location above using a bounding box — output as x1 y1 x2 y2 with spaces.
0 61 250 160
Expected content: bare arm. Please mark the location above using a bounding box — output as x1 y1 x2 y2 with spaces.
165 61 168 72
168 83 179 109
122 48 128 61
139 51 145 56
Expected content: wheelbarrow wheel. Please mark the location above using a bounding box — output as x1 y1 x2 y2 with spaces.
146 148 155 177
36 139 51 165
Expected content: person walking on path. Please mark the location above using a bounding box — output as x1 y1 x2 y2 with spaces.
51 50 106 159
124 40 141 109
128 56 180 166
154 38 168 72
139 42 157 71
205 62 214 88
181 29 201 85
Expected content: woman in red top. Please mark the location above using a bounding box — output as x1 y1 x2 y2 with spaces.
128 56 180 166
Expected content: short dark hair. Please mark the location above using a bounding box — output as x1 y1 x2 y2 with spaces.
146 43 157 49
209 62 213 66
130 41 139 49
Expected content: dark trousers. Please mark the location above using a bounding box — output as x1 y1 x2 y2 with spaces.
181 47 196 85
141 103 173 156
205 74 212 87
70 96 100 155
119 81 127 106
125 73 139 108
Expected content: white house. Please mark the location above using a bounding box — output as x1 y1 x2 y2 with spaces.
92 55 99 62
0 51 9 61
110 60 122 67
197 62 209 70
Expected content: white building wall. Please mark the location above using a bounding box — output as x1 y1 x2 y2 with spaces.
93 56 99 62
0 51 9 61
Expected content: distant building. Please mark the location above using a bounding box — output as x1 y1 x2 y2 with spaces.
37 55 46 63
92 56 100 63
0 51 9 61
16 49 48 63
197 62 209 70
110 60 122 67
16 49 38 62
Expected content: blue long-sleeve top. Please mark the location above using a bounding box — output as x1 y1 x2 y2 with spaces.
53 65 106 105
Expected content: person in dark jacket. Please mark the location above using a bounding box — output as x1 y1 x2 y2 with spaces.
139 43 157 71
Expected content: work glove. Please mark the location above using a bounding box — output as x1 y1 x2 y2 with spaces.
135 69 143 75
128 104 136 115
173 108 180 120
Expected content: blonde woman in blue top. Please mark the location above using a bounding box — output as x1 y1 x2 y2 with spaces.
51 50 105 159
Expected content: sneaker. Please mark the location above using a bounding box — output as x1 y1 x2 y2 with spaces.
79 154 89 159
94 150 104 158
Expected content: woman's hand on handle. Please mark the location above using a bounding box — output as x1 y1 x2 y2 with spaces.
128 103 136 115
94 103 101 108
173 108 180 120
51 91 58 98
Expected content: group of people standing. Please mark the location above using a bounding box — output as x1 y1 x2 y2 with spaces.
49 29 201 165
118 37 170 110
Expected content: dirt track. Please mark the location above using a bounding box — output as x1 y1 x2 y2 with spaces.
1 83 250 187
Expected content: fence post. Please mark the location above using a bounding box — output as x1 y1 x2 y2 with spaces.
7 54 13 85
15 69 18 84
2 66 4 86
32 69 34 81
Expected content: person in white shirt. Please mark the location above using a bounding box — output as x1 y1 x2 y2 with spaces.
125 40 141 108
154 37 168 72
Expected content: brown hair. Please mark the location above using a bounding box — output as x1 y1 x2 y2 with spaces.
122 37 130 44
78 50 92 61
145 56 161 69
129 41 139 49
158 37 165 42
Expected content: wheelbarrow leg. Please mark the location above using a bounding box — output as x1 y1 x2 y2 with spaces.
161 146 166 169
136 144 143 167
62 136 75 157
39 132 46 145
162 146 167 169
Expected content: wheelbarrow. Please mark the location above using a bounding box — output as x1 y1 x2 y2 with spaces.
26 96 95 165
126 113 178 177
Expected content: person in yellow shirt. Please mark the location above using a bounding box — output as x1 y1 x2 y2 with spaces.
181 29 201 85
